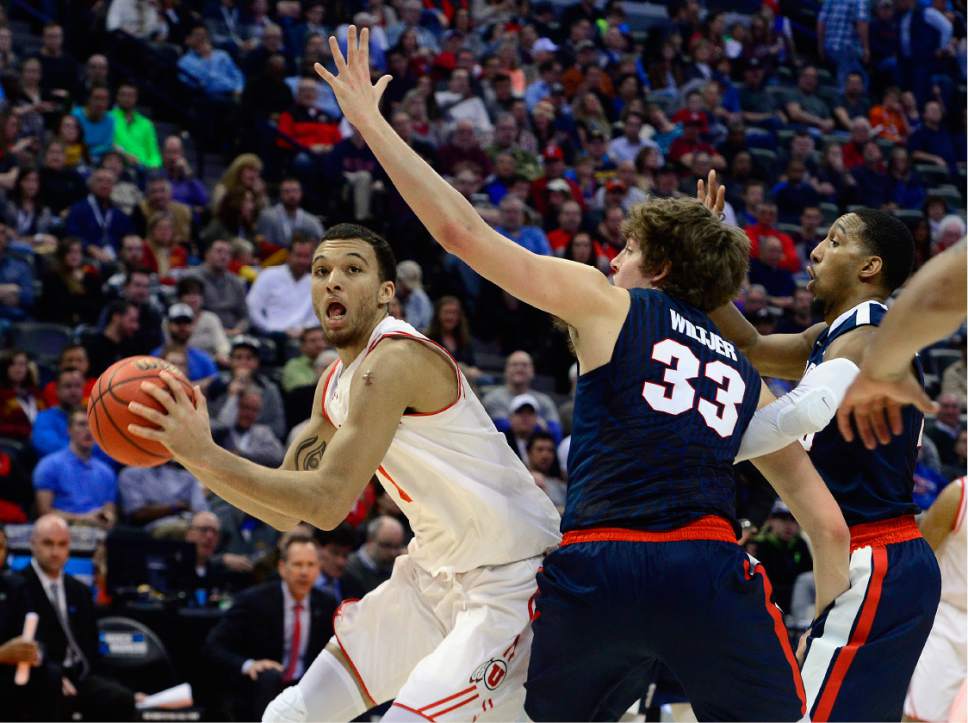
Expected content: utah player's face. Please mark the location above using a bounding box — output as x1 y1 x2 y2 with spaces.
807 214 868 312
311 239 394 348
610 237 650 289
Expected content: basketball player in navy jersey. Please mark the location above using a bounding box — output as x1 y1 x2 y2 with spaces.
837 240 966 449
709 201 943 721
315 28 851 721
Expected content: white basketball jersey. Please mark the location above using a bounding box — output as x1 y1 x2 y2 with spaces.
939 477 966 610
322 316 562 575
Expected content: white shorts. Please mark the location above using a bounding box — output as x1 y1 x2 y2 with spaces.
905 600 967 722
333 553 541 721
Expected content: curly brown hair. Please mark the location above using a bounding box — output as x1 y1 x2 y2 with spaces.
622 197 750 311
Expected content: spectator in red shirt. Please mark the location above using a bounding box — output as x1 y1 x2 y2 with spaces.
530 145 583 216
669 118 725 171
595 205 626 260
277 78 341 153
547 199 584 253
670 90 710 134
869 86 910 144
841 117 872 170
744 201 801 273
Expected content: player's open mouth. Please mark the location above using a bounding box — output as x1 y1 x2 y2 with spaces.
326 302 347 322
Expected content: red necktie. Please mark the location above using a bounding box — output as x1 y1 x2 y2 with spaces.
283 602 303 682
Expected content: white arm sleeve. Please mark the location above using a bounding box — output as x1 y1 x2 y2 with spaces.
735 358 860 463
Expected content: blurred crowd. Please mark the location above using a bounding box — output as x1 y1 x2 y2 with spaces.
0 0 964 719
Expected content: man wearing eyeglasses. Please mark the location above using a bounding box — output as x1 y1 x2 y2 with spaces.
343 516 406 597
186 511 232 602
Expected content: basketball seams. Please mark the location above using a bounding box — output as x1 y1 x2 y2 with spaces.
87 359 194 466
94 389 169 461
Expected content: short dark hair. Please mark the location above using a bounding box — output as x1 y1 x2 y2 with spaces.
125 268 151 285
279 532 316 561
58 344 86 365
314 522 357 549
526 430 556 452
623 197 750 312
105 299 135 323
850 209 915 292
319 224 397 284
176 276 204 297
58 366 83 382
290 231 318 249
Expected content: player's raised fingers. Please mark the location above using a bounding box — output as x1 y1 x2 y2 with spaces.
159 371 191 406
360 26 370 71
374 74 393 100
314 62 336 86
127 423 165 442
329 35 347 74
347 25 358 67
140 381 176 411
127 401 166 426
193 386 209 414
715 185 726 215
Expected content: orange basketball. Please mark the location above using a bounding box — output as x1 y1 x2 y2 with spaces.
87 356 195 467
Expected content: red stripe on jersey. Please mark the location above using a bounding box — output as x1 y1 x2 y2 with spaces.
331 598 376 704
366 331 463 415
745 559 807 716
377 464 413 503
430 693 480 718
319 361 340 424
812 546 888 722
391 703 436 721
417 686 476 713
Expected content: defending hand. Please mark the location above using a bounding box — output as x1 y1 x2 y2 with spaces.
314 26 392 131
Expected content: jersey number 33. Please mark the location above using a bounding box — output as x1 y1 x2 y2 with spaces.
642 339 746 437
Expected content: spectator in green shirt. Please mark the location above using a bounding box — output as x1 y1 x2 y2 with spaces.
111 83 161 169
281 326 327 393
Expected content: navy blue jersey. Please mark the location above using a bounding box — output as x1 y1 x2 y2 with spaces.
563 288 762 533
805 300 923 527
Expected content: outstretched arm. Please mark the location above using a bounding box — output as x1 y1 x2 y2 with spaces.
695 172 825 380
128 346 414 531
750 438 850 616
837 241 967 448
314 26 624 331
708 301 825 380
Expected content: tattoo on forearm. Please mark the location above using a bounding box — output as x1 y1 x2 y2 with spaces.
295 435 327 470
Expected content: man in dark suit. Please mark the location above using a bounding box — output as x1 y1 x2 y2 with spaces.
17 514 136 721
206 532 337 720
0 566 42 722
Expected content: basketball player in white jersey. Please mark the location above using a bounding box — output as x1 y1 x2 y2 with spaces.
905 478 967 721
126 222 562 722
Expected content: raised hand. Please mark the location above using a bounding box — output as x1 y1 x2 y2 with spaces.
836 369 937 450
696 169 726 217
314 26 392 130
128 371 215 461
